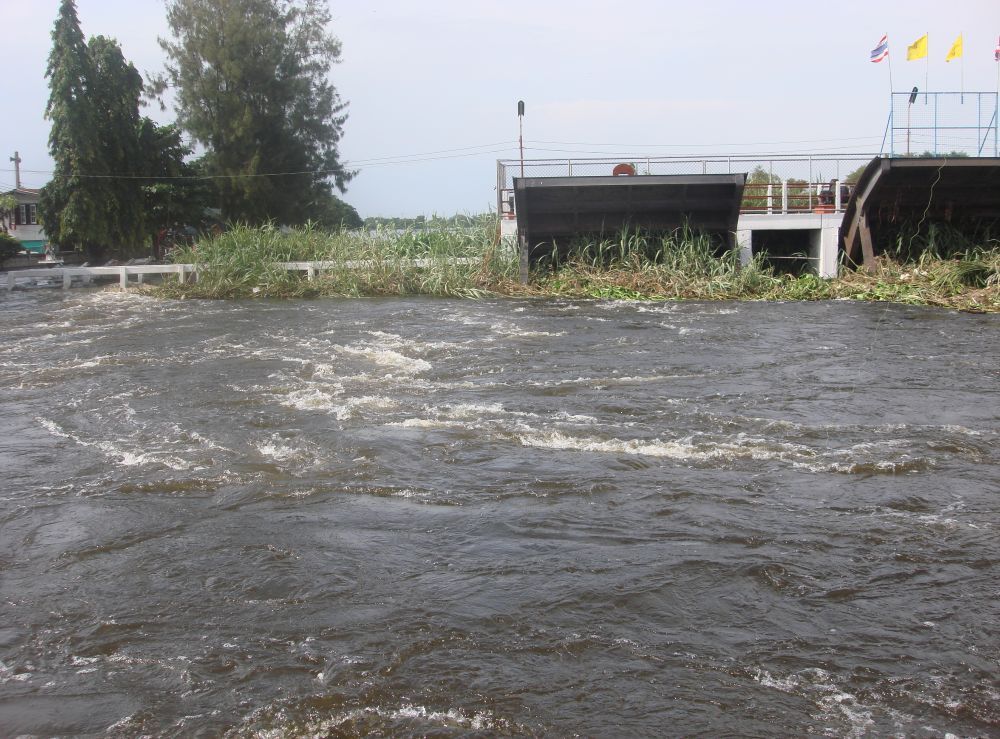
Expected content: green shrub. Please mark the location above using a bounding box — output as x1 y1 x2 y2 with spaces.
0 232 22 267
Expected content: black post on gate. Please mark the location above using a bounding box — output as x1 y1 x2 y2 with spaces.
518 100 525 179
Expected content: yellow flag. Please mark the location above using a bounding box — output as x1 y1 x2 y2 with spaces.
945 34 962 62
907 34 928 60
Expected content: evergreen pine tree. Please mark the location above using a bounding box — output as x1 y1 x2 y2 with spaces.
40 0 102 257
156 0 354 225
40 0 149 261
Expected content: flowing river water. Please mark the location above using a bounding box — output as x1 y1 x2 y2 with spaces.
0 289 997 737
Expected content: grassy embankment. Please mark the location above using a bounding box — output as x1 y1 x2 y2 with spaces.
151 219 1000 312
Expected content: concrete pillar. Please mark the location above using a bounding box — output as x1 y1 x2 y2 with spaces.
307 266 316 281
119 268 128 289
736 229 753 266
63 271 72 289
7 272 16 290
819 222 840 278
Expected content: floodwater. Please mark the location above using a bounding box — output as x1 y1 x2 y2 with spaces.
0 289 997 737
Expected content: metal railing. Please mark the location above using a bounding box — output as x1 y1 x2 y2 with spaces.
889 91 999 157
497 154 875 219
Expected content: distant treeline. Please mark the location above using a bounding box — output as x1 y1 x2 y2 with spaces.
362 214 492 230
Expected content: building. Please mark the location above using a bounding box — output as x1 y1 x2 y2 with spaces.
2 188 47 254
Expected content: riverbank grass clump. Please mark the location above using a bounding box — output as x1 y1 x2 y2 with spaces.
150 221 999 312
525 227 998 311
154 219 520 299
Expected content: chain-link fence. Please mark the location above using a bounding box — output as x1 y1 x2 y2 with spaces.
497 154 876 217
890 91 999 157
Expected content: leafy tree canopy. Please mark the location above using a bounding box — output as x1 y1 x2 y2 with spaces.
40 0 148 261
155 0 354 226
0 194 17 233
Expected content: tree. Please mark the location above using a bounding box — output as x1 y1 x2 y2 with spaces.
0 194 16 233
40 0 101 258
86 35 146 251
139 122 216 245
156 0 354 225
40 1 147 261
741 166 782 211
0 231 21 268
312 193 362 230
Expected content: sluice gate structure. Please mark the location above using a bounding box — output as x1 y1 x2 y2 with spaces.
842 156 1000 268
500 154 873 281
501 153 1000 281
512 173 746 282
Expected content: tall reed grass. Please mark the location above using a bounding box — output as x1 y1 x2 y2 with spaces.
156 218 519 299
149 219 999 312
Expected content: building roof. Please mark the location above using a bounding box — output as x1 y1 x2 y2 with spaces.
3 187 41 202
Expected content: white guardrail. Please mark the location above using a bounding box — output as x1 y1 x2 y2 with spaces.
4 259 479 290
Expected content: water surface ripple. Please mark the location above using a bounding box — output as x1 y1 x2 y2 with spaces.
0 291 997 736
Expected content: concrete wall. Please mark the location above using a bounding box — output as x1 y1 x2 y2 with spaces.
736 213 839 278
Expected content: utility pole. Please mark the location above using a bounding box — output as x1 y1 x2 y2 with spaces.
9 151 22 189
517 101 525 179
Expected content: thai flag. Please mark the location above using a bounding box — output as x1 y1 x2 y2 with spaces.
870 34 889 63
995 35 1000 61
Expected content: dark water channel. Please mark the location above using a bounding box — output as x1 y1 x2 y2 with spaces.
0 290 997 736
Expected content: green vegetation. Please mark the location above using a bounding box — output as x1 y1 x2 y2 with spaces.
529 228 998 311
363 214 489 231
0 194 17 233
40 0 196 262
154 218 517 299
148 221 999 312
39 0 359 261
0 232 21 268
155 0 353 226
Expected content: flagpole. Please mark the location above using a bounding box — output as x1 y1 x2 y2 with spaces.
887 35 894 156
925 32 929 102
887 32 894 94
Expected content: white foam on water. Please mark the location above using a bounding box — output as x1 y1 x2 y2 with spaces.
60 353 117 370
36 417 193 471
635 304 681 315
489 321 565 338
753 667 882 738
391 417 458 430
255 439 301 462
329 395 399 421
518 429 810 463
247 703 512 737
390 489 429 499
552 411 602 425
433 401 507 418
523 374 667 389
36 417 73 440
280 386 345 412
335 344 432 375
364 330 402 342
752 668 800 693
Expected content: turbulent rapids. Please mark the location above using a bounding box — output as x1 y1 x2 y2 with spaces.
0 290 997 736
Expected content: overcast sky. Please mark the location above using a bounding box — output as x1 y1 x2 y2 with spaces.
3 0 999 217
